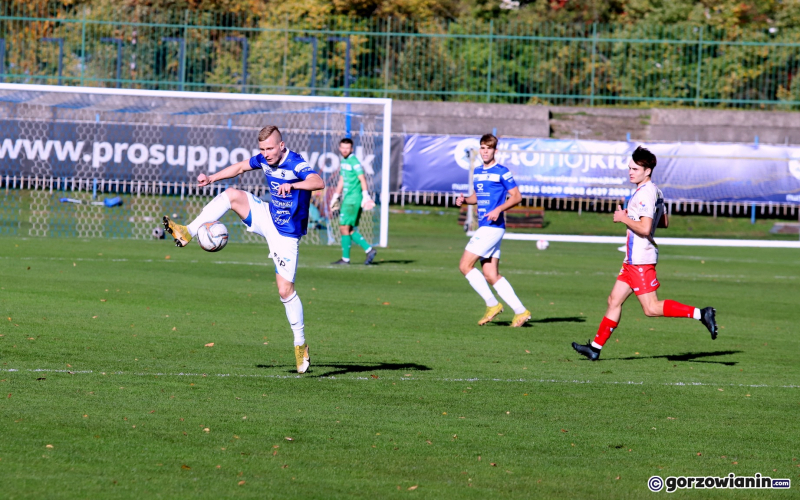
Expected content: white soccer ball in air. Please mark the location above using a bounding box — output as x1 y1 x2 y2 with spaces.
197 221 229 252
536 239 549 251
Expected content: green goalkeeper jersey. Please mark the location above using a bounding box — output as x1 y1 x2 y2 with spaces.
340 155 364 202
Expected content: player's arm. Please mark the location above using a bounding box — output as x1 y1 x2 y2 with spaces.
456 193 477 206
330 177 345 210
198 159 252 186
484 187 522 222
357 174 376 209
613 205 653 237
276 172 324 196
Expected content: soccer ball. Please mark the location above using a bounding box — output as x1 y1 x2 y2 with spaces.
197 221 229 252
536 239 549 250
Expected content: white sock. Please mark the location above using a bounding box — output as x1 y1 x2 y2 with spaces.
281 292 305 346
465 269 499 307
187 192 232 237
591 341 603 350
493 277 526 315
693 308 701 320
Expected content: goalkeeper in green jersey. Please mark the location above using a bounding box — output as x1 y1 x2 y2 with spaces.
330 138 377 265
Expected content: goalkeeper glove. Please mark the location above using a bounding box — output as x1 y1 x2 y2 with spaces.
361 190 376 210
330 193 341 211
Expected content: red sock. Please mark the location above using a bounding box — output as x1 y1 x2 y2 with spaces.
593 316 619 347
663 300 696 318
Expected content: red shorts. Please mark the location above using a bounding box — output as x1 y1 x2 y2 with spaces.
617 263 660 296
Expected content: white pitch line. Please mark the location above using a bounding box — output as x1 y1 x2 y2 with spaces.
2 368 798 389
498 232 800 249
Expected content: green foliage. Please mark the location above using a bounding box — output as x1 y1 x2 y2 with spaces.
2 1 800 107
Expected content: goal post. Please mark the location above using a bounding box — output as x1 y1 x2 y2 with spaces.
0 83 392 247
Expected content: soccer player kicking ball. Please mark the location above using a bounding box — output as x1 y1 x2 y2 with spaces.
572 146 718 361
163 126 324 374
456 133 531 327
329 138 377 265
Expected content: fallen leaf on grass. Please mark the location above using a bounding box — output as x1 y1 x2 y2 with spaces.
45 444 53 449
204 343 214 347
203 428 210 432
281 465 289 469
285 437 293 441
370 374 379 379
407 485 418 491
238 481 245 486
490 463 497 467
165 255 171 260
181 465 191 470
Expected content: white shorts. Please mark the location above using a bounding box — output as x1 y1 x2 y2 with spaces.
465 226 504 259
244 192 300 283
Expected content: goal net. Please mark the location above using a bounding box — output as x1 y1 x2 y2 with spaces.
0 84 392 247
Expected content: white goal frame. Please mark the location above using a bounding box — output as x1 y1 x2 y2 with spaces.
0 83 393 247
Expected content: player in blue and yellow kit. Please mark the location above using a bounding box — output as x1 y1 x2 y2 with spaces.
456 134 531 327
163 126 324 373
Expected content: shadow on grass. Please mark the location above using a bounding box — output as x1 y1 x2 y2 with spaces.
256 361 432 377
369 260 416 265
489 316 585 327
610 350 742 366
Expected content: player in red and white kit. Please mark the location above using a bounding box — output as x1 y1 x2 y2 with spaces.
572 146 718 361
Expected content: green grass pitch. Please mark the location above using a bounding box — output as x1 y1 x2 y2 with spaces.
1 209 798 499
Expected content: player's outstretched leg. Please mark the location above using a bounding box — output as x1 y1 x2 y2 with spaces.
163 216 193 247
699 307 718 340
164 191 234 247
662 300 718 340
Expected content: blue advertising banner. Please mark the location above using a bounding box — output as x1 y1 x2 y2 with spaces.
402 134 800 203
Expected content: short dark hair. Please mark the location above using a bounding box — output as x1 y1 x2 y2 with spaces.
340 138 354 146
480 133 498 149
632 146 657 172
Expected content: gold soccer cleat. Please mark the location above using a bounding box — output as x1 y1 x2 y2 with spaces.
163 216 192 247
295 344 310 374
510 309 532 328
478 303 504 326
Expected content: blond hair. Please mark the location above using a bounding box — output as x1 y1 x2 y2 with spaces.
258 125 282 142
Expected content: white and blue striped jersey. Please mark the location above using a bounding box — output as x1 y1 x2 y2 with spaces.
249 150 316 238
473 163 517 229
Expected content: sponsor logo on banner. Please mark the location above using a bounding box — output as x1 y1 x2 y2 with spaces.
403 134 800 203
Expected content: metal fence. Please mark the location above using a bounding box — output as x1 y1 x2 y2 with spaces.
1 4 800 108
